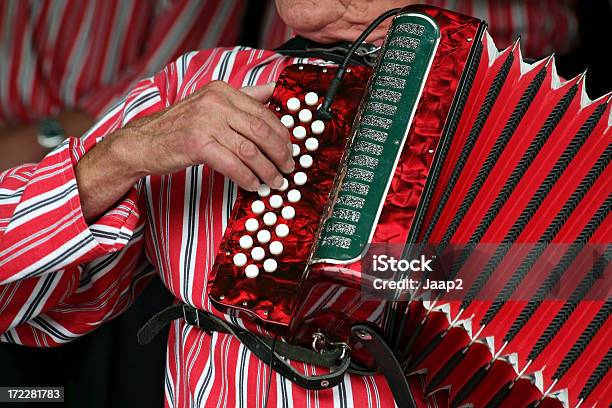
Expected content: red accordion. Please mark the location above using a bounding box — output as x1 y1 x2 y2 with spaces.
209 5 611 407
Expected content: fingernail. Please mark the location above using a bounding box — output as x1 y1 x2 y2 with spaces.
284 159 295 174
248 181 260 192
272 175 283 189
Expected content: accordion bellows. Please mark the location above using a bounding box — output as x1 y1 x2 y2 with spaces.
210 5 611 407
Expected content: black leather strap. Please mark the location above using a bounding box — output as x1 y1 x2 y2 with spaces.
138 304 351 390
274 36 380 67
351 325 416 408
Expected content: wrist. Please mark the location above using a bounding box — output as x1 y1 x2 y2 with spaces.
106 127 150 183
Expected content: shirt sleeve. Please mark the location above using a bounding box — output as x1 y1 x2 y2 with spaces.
77 0 247 119
0 72 166 346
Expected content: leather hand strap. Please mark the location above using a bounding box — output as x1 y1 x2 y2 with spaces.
351 325 417 408
138 304 351 390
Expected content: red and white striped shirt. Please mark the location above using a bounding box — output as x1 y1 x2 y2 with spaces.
0 0 247 123
0 48 423 408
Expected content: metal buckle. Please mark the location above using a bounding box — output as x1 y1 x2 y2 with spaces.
182 305 200 327
312 331 350 362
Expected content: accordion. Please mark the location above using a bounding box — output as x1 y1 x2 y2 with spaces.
209 5 611 407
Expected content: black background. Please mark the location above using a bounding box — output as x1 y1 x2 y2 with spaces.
1 1 610 407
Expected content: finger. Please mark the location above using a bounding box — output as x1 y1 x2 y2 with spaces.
232 86 292 153
217 128 285 189
228 110 294 174
200 141 260 191
241 82 276 103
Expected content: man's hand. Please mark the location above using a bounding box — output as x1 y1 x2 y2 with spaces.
76 81 293 223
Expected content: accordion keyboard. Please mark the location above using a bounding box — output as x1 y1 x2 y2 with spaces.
209 64 372 326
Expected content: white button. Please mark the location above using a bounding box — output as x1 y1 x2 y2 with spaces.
239 235 253 249
299 154 313 169
257 229 271 244
245 218 259 232
276 223 289 237
251 200 265 214
298 109 312 123
281 206 295 220
311 120 325 135
292 126 307 140
263 259 278 273
280 115 294 128
294 172 307 186
257 184 271 197
233 253 247 267
251 246 265 261
269 241 283 255
269 194 283 208
263 212 277 226
305 137 319 152
292 144 300 157
305 92 319 106
245 264 259 278
287 97 300 112
288 189 301 203
278 178 289 191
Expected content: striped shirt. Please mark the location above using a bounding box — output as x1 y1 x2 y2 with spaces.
0 0 247 123
0 47 417 408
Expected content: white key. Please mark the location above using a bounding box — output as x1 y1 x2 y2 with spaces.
263 212 277 226
245 218 259 232
269 241 283 256
251 246 265 261
298 109 312 123
292 144 300 157
239 235 253 249
299 154 313 169
245 264 259 278
292 126 307 140
263 259 278 273
281 206 295 220
294 172 307 186
280 114 295 128
257 229 271 244
278 178 289 192
276 223 289 238
233 253 247 267
305 137 319 152
251 200 265 214
311 120 325 135
269 194 283 208
305 92 319 106
257 184 271 197
287 97 300 112
287 189 301 203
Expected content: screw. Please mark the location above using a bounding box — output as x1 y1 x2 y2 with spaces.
320 380 330 387
467 38 473 42
219 295 225 300
298 65 304 70
322 68 328 73
355 330 372 341
242 301 248 307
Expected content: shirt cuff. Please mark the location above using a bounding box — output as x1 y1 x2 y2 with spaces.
67 137 141 253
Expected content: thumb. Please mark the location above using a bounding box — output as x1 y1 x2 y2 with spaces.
241 82 276 103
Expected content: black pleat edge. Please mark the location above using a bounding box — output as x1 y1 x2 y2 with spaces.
528 241 612 361
481 148 612 327
459 101 608 310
